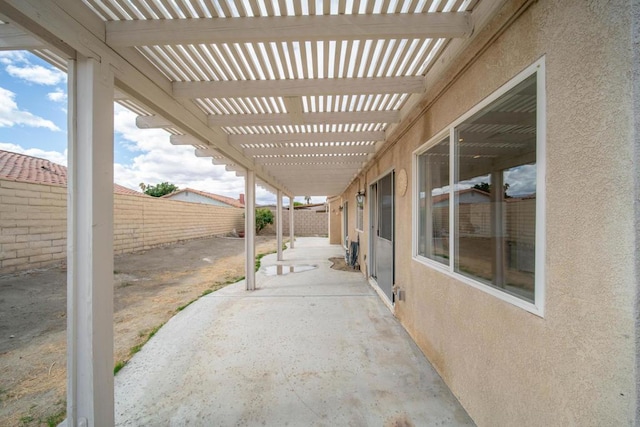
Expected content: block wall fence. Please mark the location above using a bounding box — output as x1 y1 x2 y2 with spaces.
0 179 244 274
262 208 328 237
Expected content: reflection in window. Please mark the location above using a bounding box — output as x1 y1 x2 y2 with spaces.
379 173 393 241
454 74 537 302
417 137 450 265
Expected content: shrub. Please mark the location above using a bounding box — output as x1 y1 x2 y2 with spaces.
255 208 274 234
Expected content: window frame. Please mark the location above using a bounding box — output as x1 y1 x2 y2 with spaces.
412 58 546 317
356 197 364 232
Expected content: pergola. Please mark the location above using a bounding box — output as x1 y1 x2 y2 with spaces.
0 0 505 425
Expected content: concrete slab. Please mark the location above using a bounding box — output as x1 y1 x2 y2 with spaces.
115 237 474 426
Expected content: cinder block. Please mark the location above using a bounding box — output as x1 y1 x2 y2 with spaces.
0 250 16 259
2 227 28 236
0 180 36 191
29 240 52 249
2 257 27 267
29 253 53 263
2 196 29 205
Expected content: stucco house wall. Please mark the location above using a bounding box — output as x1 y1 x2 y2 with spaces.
327 197 342 245
338 0 638 425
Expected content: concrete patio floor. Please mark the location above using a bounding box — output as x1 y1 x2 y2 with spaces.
114 237 474 426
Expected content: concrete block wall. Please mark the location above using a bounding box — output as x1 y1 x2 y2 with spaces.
0 180 67 273
0 179 244 274
262 208 328 237
113 194 244 254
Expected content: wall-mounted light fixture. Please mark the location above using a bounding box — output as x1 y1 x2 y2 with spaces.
355 190 366 205
338 205 344 211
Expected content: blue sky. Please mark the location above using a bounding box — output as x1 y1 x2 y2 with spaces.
0 51 322 205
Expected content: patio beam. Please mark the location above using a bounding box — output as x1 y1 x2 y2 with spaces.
174 77 424 99
106 12 472 46
208 110 400 127
230 131 384 145
0 22 44 50
254 153 370 164
243 144 375 156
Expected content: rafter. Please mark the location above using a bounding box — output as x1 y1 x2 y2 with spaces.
174 76 424 98
263 163 363 172
254 153 370 164
208 110 400 127
106 12 472 46
0 23 43 50
243 144 375 156
229 131 384 145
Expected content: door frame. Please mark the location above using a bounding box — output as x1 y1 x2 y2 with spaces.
368 168 395 311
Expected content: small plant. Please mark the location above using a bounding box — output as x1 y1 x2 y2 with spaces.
45 407 66 427
20 415 34 424
115 322 165 375
114 360 126 374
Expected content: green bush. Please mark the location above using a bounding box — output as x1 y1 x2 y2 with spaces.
255 208 274 234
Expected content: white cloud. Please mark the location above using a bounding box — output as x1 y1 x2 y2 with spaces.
0 51 29 65
113 104 260 201
0 87 61 131
47 89 67 103
6 64 66 86
504 164 537 197
0 142 67 166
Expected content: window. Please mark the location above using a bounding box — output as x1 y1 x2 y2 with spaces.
414 59 545 314
417 137 450 265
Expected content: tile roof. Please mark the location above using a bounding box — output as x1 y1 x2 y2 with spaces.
163 188 244 208
0 149 145 196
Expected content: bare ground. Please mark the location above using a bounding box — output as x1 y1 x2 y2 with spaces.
0 235 279 426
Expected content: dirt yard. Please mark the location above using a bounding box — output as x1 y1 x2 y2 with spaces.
0 235 279 426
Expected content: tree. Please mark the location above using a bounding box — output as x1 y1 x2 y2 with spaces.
472 182 491 193
304 195 311 205
255 208 274 234
472 182 511 198
143 182 179 197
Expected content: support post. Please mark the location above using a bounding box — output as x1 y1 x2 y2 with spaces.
491 171 506 287
245 170 256 290
66 56 115 426
276 190 283 261
289 196 295 249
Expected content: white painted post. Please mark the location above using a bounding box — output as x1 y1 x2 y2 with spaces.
289 196 295 249
276 190 283 261
66 56 115 426
245 170 256 290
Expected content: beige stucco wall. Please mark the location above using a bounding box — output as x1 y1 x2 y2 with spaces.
340 0 638 425
0 179 244 273
327 198 342 244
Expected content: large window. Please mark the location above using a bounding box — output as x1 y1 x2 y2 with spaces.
414 60 544 314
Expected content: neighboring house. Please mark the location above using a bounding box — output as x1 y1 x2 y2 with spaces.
293 203 327 212
0 149 144 196
162 188 244 208
431 188 490 208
